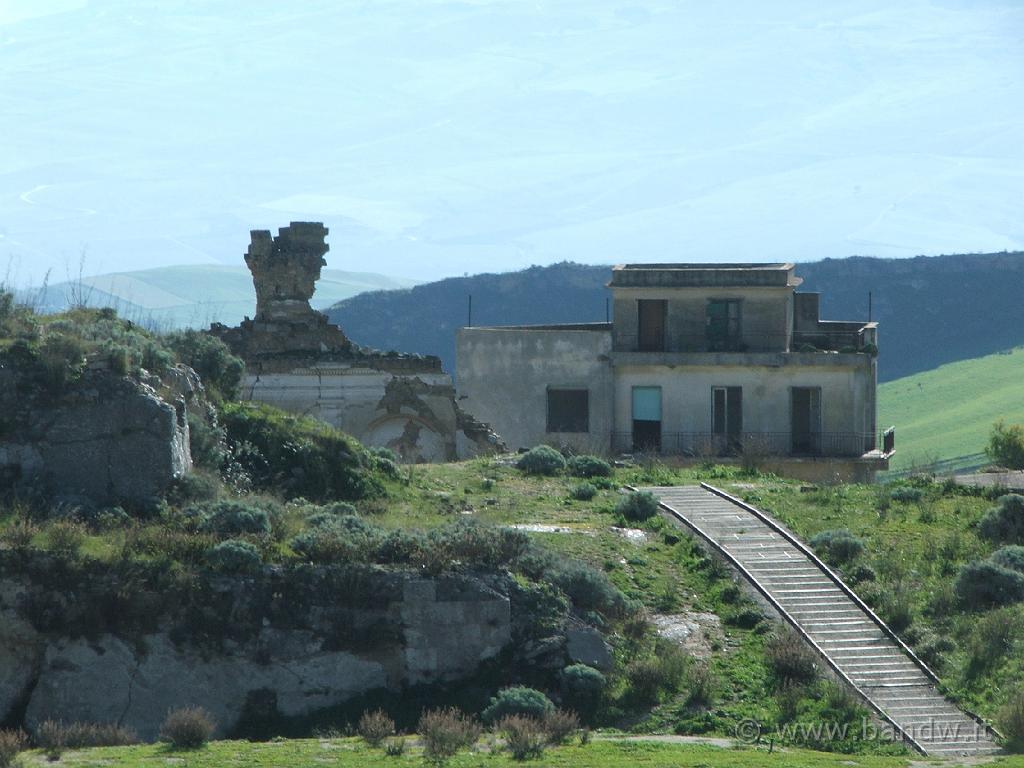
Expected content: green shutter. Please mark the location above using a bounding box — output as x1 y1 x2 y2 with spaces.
632 387 662 421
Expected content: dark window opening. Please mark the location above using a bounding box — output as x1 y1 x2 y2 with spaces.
547 388 589 433
707 299 742 351
712 386 743 454
637 299 667 351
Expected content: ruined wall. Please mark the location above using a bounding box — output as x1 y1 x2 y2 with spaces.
212 223 503 461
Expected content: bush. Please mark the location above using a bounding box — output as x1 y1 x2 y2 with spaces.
219 402 385 502
164 330 244 401
992 546 1024 573
979 495 1024 544
988 421 1024 470
290 514 381 564
195 500 272 536
541 710 580 745
626 641 689 704
159 706 216 749
889 486 924 504
685 661 717 706
0 730 26 768
845 563 876 584
967 608 1020 671
430 518 530 569
955 559 1024 608
44 520 86 557
417 707 481 761
561 664 606 701
566 455 612 478
808 529 864 565
0 519 38 552
495 715 546 760
168 470 221 505
383 737 406 756
516 446 566 476
482 687 554 724
765 631 818 685
34 721 137 752
569 482 598 501
615 490 659 522
206 539 262 574
999 689 1024 753
358 709 396 747
544 561 629 617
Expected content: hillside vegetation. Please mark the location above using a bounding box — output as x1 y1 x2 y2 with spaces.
878 347 1024 471
326 252 1024 383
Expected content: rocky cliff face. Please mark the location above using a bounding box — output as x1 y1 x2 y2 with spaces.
0 566 512 740
0 365 195 505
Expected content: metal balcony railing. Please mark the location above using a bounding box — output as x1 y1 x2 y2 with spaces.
612 428 895 459
615 329 876 354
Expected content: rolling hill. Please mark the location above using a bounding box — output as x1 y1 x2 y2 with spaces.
326 251 1024 384
878 346 1024 472
16 264 416 330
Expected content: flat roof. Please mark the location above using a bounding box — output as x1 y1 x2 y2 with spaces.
609 262 800 288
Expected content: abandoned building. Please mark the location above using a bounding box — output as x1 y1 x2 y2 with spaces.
457 263 894 482
210 222 501 462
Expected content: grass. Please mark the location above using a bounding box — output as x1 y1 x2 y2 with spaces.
9 736 928 768
878 346 1024 470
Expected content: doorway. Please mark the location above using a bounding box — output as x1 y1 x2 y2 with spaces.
712 386 743 454
632 386 662 452
791 387 821 454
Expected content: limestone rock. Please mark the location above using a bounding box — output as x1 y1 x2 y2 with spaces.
566 626 613 670
0 610 42 723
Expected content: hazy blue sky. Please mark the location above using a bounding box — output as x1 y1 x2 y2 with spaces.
1 0 1022 283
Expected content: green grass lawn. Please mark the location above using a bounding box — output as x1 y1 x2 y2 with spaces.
9 736 935 768
878 346 1024 471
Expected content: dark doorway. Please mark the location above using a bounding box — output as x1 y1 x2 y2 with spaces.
791 387 821 454
637 300 667 351
706 299 742 351
712 386 743 453
632 386 662 452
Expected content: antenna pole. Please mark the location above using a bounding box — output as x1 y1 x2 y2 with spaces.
467 294 473 328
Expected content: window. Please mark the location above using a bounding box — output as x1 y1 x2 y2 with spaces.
706 299 742 351
547 388 589 432
711 386 743 436
631 386 662 451
637 299 667 351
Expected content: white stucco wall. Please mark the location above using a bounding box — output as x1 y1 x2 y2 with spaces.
456 326 614 453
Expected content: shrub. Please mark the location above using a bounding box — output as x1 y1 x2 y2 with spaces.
544 561 628 617
880 593 913 633
541 710 580 745
992 546 1024 573
516 445 566 476
206 539 262 574
625 657 662 703
809 529 864 565
482 687 554 724
999 689 1024 753
765 631 818 685
168 470 221 505
956 559 1024 608
431 518 530 569
988 421 1024 471
44 520 86 557
0 730 26 768
195 500 272 536
290 515 381 563
889 486 924 503
383 737 406 756
495 715 546 760
417 707 481 761
0 519 38 552
358 709 396 747
979 495 1024 544
615 490 659 522
160 706 216 749
845 563 876 584
34 721 137 752
685 661 717 706
164 330 244 401
566 455 612 478
321 501 359 517
561 664 606 701
569 482 597 501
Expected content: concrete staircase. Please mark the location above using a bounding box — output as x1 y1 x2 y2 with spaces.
642 483 1000 758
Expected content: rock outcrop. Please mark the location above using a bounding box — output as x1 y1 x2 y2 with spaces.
0 567 513 739
0 366 193 505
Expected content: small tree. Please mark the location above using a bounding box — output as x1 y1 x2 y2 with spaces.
988 420 1024 470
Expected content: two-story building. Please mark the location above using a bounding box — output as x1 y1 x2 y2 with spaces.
456 263 893 482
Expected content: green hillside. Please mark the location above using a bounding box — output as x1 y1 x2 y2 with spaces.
19 264 416 330
879 347 1024 471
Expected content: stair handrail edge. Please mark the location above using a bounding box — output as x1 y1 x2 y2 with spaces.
699 481 1002 744
628 484 927 756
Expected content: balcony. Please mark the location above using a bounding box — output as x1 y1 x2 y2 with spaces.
611 428 895 459
616 327 877 355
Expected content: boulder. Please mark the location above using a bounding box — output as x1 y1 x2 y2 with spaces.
566 626 613 670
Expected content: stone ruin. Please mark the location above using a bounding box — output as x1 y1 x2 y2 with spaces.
210 222 502 462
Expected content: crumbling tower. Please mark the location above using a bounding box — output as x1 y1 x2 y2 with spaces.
246 222 329 323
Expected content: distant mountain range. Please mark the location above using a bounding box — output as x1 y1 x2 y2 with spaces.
326 251 1024 383
16 265 417 330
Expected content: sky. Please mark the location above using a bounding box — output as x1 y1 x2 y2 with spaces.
1 0 1022 284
